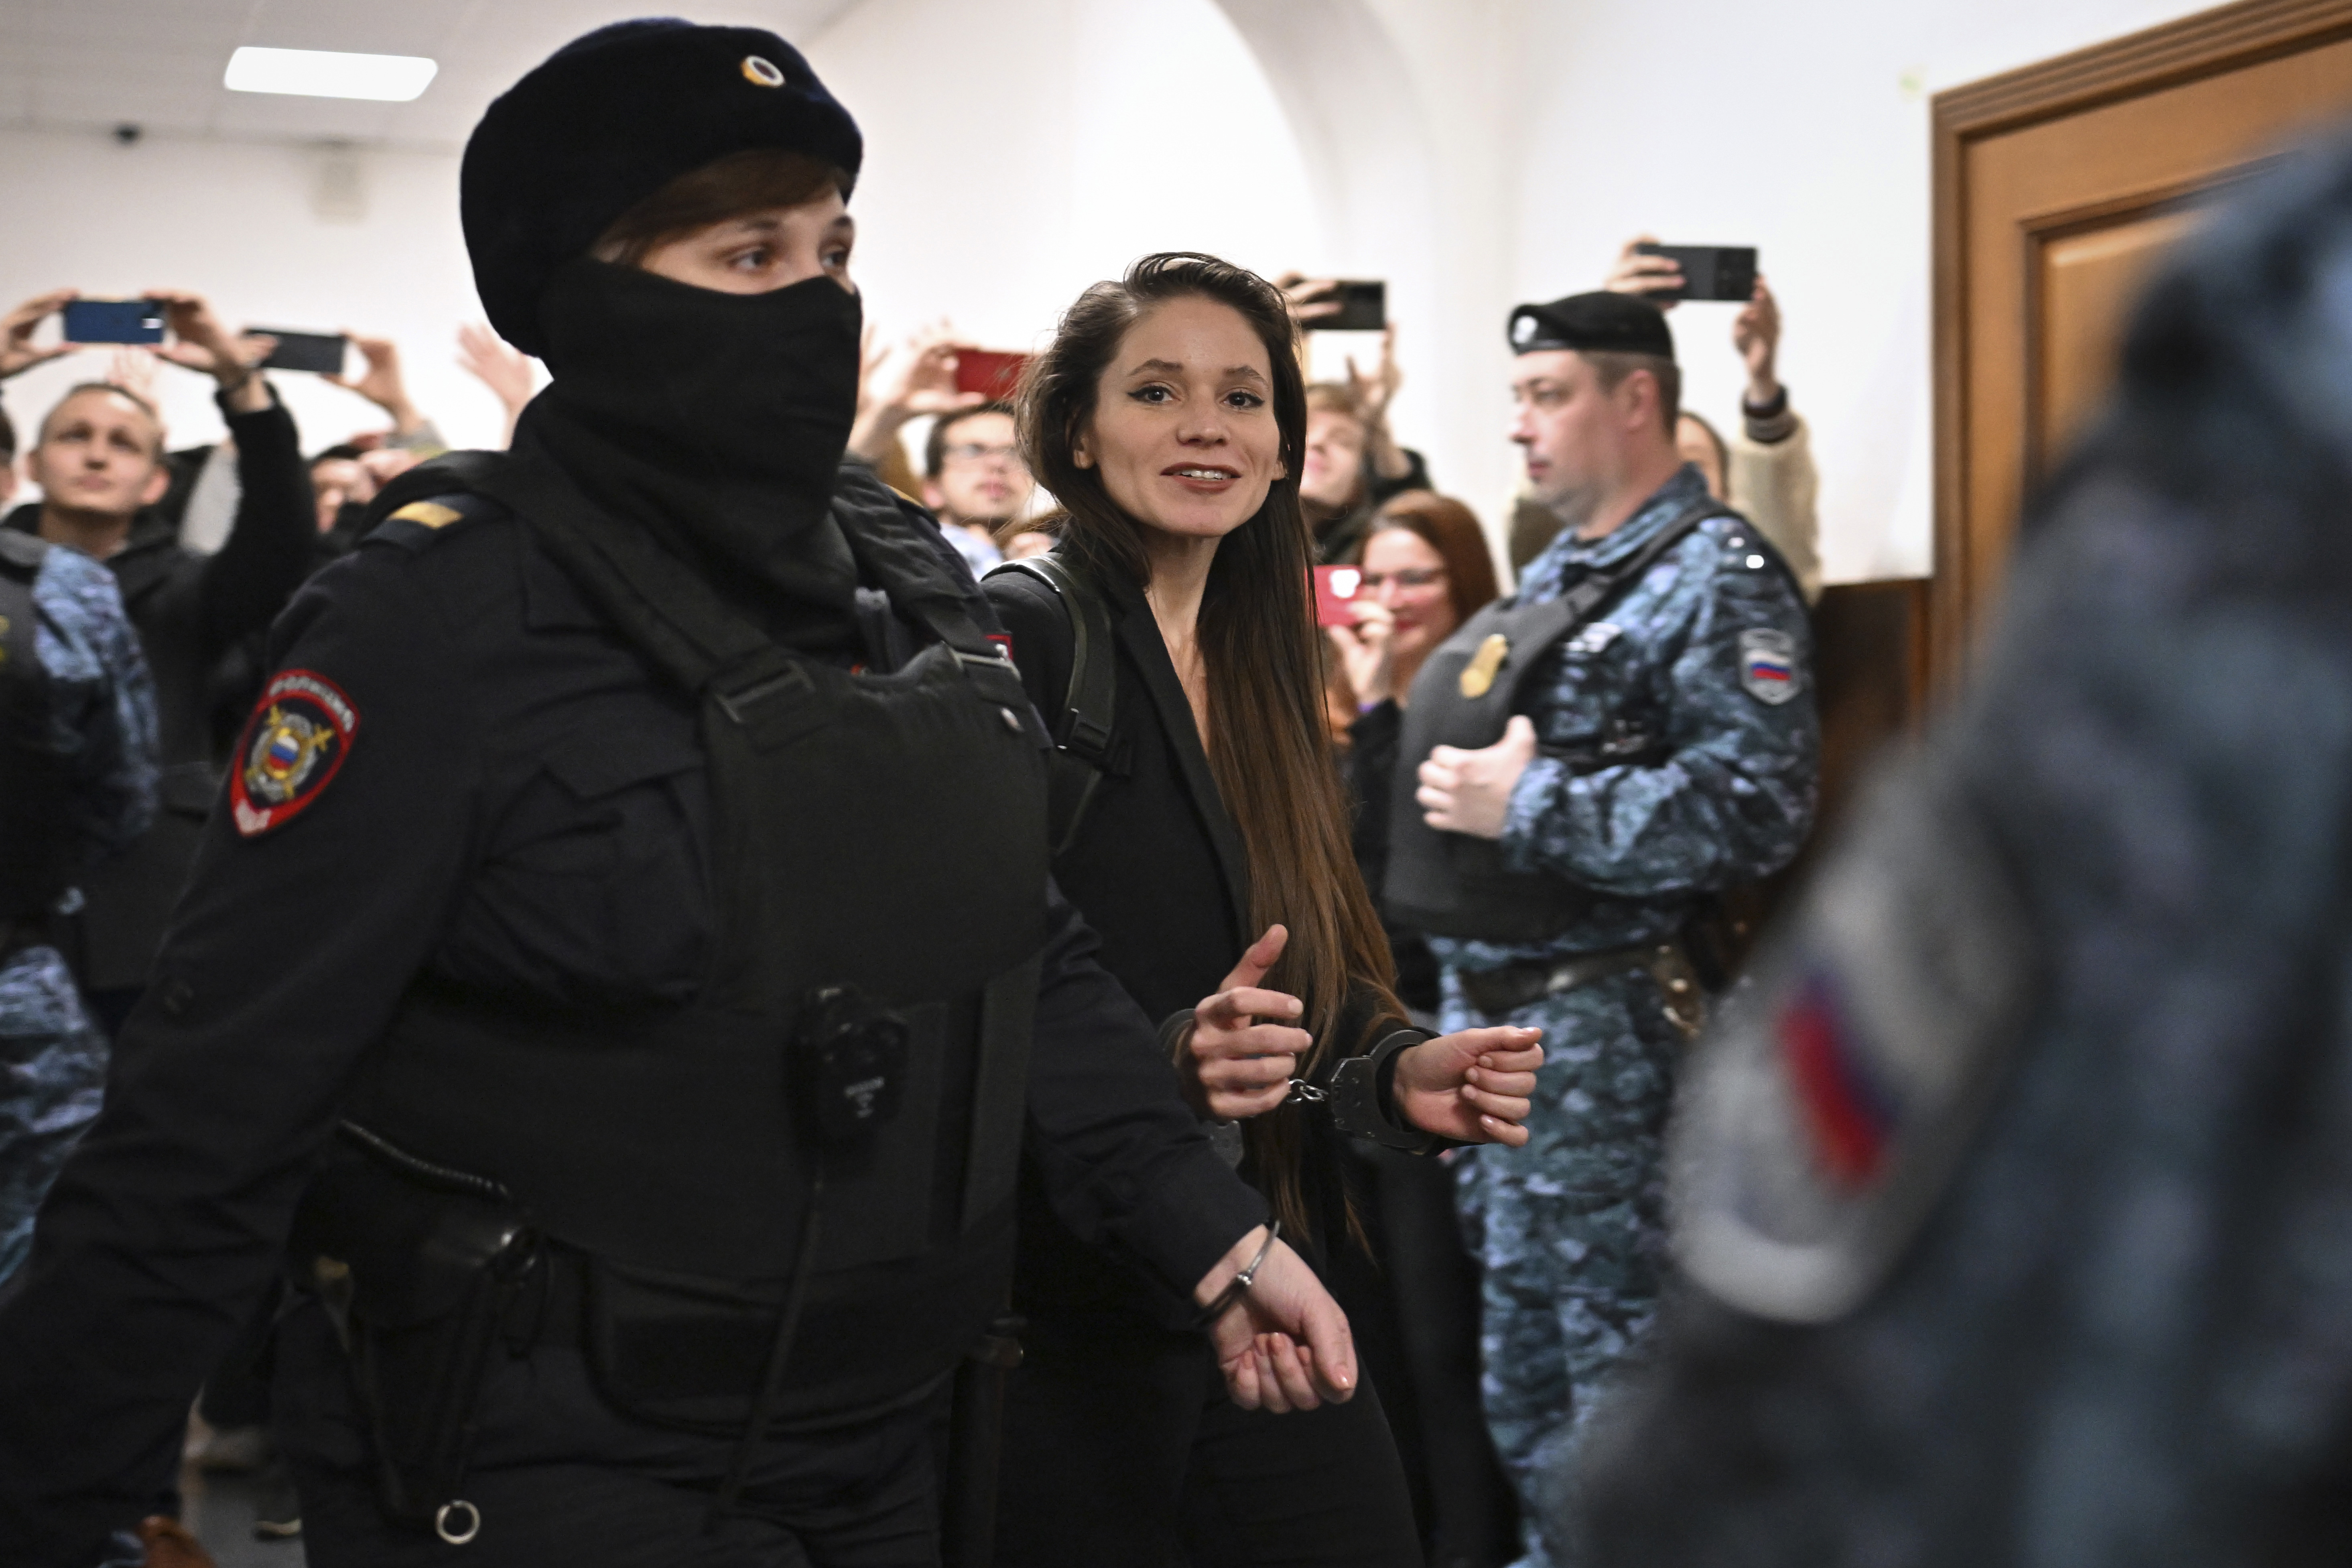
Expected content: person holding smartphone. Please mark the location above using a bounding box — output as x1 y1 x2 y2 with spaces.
1603 236 1822 602
982 252 1545 1566
0 26 1364 1565
2 288 315 1034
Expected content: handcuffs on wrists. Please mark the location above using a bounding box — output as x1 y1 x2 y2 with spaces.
1190 1217 1282 1330
1326 1027 1452 1155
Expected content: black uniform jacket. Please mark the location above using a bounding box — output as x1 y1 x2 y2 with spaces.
985 563 1377 1329
7 386 317 990
0 500 1265 1560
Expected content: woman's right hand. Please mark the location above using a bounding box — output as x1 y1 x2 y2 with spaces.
1185 925 1312 1122
1327 599 1396 709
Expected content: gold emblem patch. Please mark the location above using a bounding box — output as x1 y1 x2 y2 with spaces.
1459 634 1509 699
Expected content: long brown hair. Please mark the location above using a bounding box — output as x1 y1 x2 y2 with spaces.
1369 490 1502 628
1020 253 1401 1241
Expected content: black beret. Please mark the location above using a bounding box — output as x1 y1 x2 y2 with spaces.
462 18 863 355
1507 291 1675 360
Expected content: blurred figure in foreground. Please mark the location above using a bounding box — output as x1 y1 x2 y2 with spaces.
1575 133 2352 1567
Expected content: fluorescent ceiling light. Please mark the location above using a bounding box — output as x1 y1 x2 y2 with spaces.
224 47 438 102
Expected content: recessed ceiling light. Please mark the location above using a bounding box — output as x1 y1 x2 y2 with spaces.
224 47 439 102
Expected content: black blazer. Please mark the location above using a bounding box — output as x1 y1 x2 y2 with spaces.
987 563 1249 1026
986 558 1388 1332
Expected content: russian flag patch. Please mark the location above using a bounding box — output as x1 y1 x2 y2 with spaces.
1739 628 1801 705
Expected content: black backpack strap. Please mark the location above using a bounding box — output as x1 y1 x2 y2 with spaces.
828 466 1032 715
1552 495 1728 622
985 554 1115 768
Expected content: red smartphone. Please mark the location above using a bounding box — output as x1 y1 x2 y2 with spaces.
954 348 1030 401
1312 565 1363 628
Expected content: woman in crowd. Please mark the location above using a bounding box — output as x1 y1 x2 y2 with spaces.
1327 491 1522 1565
983 253 1544 1566
1331 491 1502 1018
0 34 1362 1566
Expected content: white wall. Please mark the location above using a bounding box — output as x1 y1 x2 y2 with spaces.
1495 0 2222 581
0 0 1321 493
0 0 2236 580
0 129 509 463
805 0 1322 357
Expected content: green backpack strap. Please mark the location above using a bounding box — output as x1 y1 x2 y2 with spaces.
986 552 1115 853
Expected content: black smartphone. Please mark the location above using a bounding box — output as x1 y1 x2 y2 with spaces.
250 329 349 374
62 299 166 344
1306 280 1385 332
1633 244 1758 303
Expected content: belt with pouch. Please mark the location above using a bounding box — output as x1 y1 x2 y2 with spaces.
1457 939 1708 1038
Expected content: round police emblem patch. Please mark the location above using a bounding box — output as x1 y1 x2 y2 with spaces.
231 670 358 837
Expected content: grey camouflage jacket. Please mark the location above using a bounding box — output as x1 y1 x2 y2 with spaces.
1432 464 1818 970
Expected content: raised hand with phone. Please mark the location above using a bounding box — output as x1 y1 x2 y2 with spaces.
845 318 983 467
1603 232 1821 599
144 291 273 415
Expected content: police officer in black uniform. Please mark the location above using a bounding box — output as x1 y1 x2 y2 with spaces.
0 22 1357 1566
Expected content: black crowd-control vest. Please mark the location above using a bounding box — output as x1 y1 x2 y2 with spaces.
0 532 70 923
1385 497 1727 943
338 454 1050 1427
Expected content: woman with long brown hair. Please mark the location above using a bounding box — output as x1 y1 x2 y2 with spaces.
982 253 1544 1565
1332 490 1503 1018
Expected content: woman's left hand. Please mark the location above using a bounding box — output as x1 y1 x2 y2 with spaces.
1391 1027 1544 1146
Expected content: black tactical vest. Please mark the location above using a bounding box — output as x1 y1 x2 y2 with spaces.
1384 497 1724 943
337 455 1050 1428
0 532 70 923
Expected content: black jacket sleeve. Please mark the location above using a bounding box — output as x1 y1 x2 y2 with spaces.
973 565 1265 1297
0 544 485 1565
193 386 317 658
1024 885 1267 1301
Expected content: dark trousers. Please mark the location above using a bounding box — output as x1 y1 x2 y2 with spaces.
1347 1144 1521 1568
272 1303 946 1567
992 1324 1422 1568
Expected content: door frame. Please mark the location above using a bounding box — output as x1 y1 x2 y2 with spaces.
1930 0 2352 684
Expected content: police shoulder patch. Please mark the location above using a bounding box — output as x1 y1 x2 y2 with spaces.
230 670 359 837
1739 626 1801 705
1670 751 2037 1322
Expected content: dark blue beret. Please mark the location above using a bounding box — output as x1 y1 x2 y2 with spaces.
1508 291 1675 360
462 18 863 355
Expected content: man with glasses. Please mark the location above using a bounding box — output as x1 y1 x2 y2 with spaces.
919 402 1032 575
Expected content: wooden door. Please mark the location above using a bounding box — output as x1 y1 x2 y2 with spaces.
1932 0 2352 683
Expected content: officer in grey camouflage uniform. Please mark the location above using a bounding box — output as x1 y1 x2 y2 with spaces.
1571 132 2352 1568
1406 292 1816 1567
0 513 156 1286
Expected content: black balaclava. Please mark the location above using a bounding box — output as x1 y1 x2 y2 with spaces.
518 256 865 651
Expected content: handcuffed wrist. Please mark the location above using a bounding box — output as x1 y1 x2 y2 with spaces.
1190 1219 1281 1330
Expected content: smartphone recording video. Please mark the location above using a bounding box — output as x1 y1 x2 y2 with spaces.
62 299 166 344
1303 281 1385 333
1633 244 1758 303
954 348 1030 402
249 329 349 375
1312 565 1365 628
